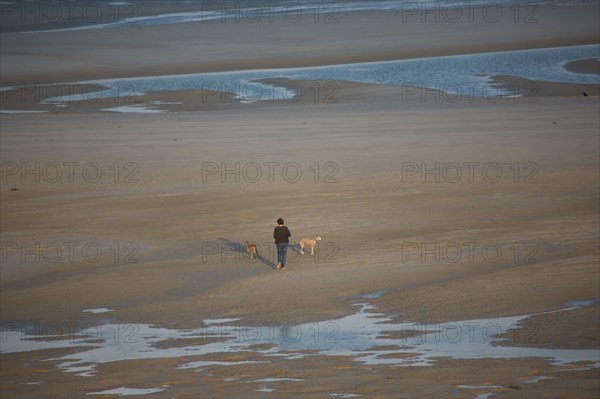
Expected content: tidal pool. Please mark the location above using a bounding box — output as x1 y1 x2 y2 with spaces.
1 298 598 397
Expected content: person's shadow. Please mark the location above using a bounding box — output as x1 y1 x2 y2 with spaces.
218 238 277 269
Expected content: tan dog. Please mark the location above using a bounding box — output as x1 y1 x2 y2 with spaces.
298 236 321 255
245 242 257 259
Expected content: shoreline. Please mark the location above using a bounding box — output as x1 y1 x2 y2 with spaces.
2 4 599 84
1 77 597 115
2 43 599 114
3 0 598 33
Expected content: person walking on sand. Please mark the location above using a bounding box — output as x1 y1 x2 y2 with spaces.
274 218 291 270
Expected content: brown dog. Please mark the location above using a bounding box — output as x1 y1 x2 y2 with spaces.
298 236 321 255
245 242 257 259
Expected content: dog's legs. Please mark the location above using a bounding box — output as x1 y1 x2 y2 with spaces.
299 243 304 255
310 247 315 255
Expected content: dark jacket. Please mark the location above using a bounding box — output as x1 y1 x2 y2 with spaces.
274 225 291 244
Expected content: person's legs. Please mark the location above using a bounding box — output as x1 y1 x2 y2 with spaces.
280 243 288 269
276 243 288 269
276 243 283 269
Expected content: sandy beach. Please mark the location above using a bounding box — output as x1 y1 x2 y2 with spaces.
1 1 599 398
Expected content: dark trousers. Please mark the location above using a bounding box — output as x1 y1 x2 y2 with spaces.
276 243 288 267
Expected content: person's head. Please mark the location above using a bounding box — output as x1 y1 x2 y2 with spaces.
277 218 284 226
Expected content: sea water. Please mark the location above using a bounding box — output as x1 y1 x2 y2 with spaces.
7 0 599 32
1 299 598 378
41 44 599 105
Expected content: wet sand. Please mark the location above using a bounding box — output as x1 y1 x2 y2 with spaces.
2 94 599 397
564 59 600 75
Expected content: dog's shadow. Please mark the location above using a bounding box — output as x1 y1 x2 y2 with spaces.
218 237 277 269
289 244 302 254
